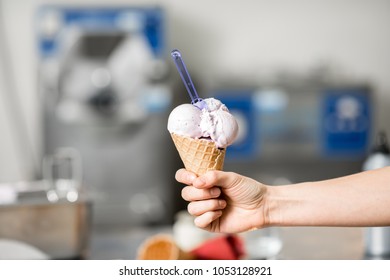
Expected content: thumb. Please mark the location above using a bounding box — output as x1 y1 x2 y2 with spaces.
193 170 241 189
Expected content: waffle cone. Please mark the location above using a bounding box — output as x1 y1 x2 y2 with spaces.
171 133 226 176
137 234 195 260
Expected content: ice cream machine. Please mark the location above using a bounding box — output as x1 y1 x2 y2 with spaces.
36 6 175 227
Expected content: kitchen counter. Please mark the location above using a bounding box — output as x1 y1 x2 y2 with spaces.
278 227 364 259
88 225 366 260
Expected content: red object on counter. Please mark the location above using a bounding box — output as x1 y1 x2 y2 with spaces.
190 234 245 260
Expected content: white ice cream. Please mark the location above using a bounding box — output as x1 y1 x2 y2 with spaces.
167 98 239 148
166 103 203 139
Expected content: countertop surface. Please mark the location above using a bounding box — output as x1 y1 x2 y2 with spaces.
88 225 366 260
278 227 364 260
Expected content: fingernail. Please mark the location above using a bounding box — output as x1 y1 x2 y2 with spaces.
219 200 226 208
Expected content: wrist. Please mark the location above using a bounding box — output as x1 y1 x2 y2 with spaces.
262 184 283 227
263 182 315 227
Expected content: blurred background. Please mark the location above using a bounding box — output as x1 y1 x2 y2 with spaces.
0 0 389 260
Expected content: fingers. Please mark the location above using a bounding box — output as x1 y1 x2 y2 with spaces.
193 170 241 189
187 199 226 216
176 169 232 231
175 169 197 185
176 169 241 191
181 186 221 201
194 211 222 229
187 199 226 229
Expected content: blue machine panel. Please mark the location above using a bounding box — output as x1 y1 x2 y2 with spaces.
37 7 164 57
214 90 258 160
321 87 371 157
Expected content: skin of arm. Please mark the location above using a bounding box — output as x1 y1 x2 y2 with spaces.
177 166 390 234
267 166 390 227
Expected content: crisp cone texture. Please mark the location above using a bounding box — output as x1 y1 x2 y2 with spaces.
171 133 226 176
137 234 195 260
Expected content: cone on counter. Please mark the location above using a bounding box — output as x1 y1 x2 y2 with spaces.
170 133 226 176
137 234 195 260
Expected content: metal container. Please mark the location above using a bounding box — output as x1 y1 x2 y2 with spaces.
0 149 91 259
363 132 390 259
0 198 91 259
364 227 390 258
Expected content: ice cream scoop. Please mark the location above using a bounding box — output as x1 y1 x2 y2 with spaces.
167 103 203 139
167 98 238 148
171 49 207 110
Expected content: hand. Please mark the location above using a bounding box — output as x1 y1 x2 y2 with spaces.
176 169 269 234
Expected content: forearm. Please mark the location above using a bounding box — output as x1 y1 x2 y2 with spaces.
265 167 390 227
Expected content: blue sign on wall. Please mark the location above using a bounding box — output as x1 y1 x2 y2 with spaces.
321 87 371 157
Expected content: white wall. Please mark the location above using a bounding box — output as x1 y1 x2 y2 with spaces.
1 0 390 182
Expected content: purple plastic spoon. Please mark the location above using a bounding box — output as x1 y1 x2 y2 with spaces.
171 49 207 110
